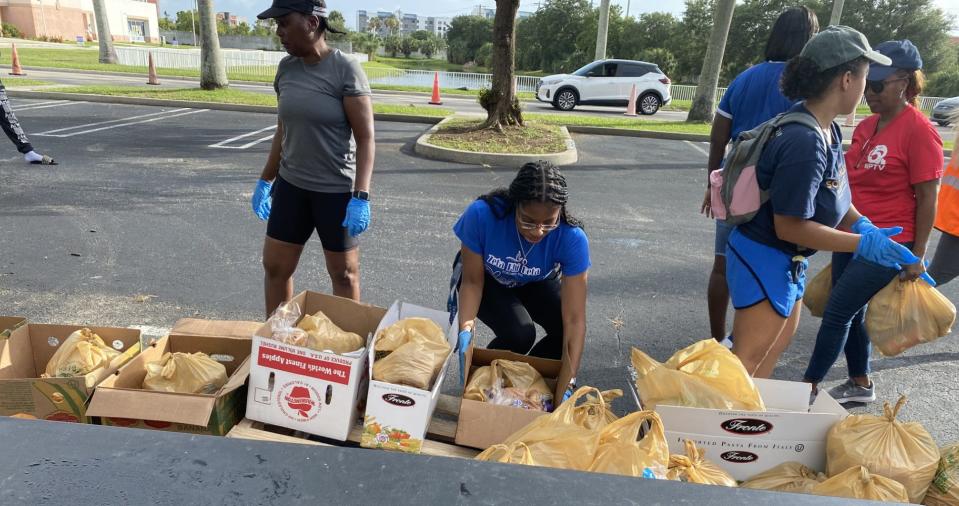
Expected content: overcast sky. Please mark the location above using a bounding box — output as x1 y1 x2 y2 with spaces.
159 0 959 34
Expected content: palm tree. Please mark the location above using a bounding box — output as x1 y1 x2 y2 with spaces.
686 0 735 122
476 0 523 131
198 0 228 89
92 0 118 64
385 15 400 36
367 17 383 35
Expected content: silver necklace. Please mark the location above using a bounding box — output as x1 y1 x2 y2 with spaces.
515 226 538 264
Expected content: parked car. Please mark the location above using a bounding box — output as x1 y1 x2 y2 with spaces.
931 97 959 126
536 59 672 114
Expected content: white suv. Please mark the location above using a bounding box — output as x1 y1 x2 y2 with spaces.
536 59 672 114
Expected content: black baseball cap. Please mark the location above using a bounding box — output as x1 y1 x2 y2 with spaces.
257 0 318 19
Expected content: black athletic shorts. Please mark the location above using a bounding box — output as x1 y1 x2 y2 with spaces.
266 176 357 252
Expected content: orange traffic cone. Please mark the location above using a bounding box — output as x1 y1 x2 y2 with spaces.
429 72 443 105
624 84 638 117
146 52 160 85
9 43 25 76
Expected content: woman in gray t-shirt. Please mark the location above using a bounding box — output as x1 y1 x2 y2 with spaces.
253 0 375 316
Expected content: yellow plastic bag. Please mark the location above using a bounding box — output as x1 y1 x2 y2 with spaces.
142 352 228 394
479 442 536 465
866 278 956 357
372 318 451 390
827 395 940 503
741 462 826 494
631 339 765 411
463 359 553 411
43 328 121 380
813 465 909 502
666 439 737 487
587 410 669 478
803 264 832 318
923 444 959 506
475 387 616 471
295 310 366 354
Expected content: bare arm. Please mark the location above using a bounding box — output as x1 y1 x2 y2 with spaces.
912 180 940 258
773 214 861 253
344 95 375 192
259 119 283 181
701 115 733 217
560 271 588 377
457 246 485 333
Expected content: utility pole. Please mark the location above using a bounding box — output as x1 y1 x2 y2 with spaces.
829 0 844 25
626 0 631 20
594 0 610 60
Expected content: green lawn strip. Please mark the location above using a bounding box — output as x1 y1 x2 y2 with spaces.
2 78 51 87
528 113 711 135
429 118 567 154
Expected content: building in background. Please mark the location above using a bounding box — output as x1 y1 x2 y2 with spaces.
471 5 533 19
356 9 452 37
216 11 247 27
0 0 159 43
422 16 451 37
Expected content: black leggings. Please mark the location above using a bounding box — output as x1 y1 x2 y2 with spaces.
0 80 33 154
477 271 564 359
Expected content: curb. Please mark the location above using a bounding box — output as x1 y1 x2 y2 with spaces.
4 89 445 124
566 125 710 142
415 116 578 166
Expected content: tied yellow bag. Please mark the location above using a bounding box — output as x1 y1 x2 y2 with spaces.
43 328 121 383
142 352 228 394
741 462 826 494
372 318 451 390
923 444 959 506
631 339 765 411
475 387 617 471
866 278 956 357
463 359 553 411
827 395 940 504
803 264 832 318
294 310 366 354
813 466 909 502
587 410 670 478
666 439 737 487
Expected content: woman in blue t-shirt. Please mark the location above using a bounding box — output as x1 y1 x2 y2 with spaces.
701 7 818 343
452 161 590 396
726 26 921 379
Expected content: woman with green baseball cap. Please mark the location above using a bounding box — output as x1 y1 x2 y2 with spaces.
725 26 923 379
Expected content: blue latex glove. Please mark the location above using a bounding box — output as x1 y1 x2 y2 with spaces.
251 179 272 221
457 330 472 385
850 216 878 235
342 197 370 237
854 226 920 270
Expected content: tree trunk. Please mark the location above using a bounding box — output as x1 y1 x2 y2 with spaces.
594 0 611 60
198 0 228 90
477 0 523 131
92 0 117 64
829 0 844 25
686 0 735 123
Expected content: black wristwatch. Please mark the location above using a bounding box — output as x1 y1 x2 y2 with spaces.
352 190 370 201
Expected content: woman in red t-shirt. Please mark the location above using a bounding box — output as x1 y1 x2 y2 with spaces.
804 40 943 403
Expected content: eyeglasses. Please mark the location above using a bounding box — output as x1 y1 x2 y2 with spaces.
516 206 560 232
866 77 908 94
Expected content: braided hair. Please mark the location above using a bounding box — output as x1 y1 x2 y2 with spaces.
478 160 583 228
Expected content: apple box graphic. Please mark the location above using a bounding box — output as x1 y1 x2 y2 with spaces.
279 382 320 421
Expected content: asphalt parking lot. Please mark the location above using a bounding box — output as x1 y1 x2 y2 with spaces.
2 98 958 443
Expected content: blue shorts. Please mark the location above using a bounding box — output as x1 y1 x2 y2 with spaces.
726 229 807 318
715 220 734 257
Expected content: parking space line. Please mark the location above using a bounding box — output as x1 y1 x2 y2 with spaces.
684 140 709 157
12 100 67 110
35 108 193 135
35 109 208 138
209 125 277 149
12 101 87 111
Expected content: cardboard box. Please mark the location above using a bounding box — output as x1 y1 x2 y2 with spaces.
0 316 26 338
630 375 847 481
0 324 141 422
245 291 387 441
361 301 456 454
88 319 261 436
454 347 573 450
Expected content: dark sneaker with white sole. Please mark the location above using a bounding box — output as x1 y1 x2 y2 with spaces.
828 379 876 404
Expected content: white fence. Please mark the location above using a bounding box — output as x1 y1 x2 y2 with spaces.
363 67 541 92
670 84 945 111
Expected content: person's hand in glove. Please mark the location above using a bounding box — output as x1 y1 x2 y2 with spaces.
251 179 272 221
850 215 878 235
457 329 472 385
854 226 920 270
342 197 370 237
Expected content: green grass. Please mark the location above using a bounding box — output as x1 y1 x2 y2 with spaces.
528 113 712 135
2 78 51 87
430 118 567 154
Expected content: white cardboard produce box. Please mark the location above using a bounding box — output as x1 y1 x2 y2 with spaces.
360 301 457 454
245 291 387 441
631 375 848 481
